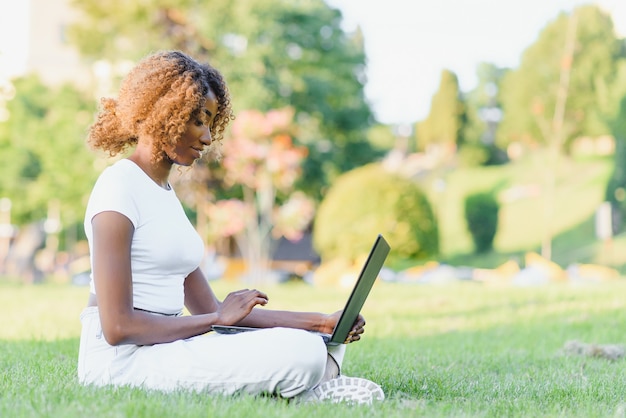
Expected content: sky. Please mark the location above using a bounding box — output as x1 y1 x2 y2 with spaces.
325 0 626 125
0 2 29 82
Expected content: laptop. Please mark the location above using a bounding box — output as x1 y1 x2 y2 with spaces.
211 234 390 345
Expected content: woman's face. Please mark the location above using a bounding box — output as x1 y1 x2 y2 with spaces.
166 90 219 166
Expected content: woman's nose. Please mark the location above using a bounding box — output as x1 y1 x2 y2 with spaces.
200 129 212 146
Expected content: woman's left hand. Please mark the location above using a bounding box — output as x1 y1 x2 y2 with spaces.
345 313 366 343
324 311 366 344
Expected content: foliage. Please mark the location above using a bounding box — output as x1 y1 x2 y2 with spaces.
365 123 398 152
203 108 314 282
415 69 466 153
497 5 626 152
464 192 500 253
68 0 382 199
604 95 626 232
313 163 438 263
459 62 509 166
602 56 626 230
0 75 97 233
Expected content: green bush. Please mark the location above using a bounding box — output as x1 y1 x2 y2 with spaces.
464 192 499 253
313 163 439 263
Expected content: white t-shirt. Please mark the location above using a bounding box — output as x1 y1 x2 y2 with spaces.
84 159 204 314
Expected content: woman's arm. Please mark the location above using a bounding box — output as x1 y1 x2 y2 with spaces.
184 268 329 331
236 306 330 332
91 211 266 346
184 268 365 340
238 308 366 342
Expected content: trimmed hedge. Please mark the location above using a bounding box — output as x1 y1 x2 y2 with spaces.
464 192 499 253
313 163 439 263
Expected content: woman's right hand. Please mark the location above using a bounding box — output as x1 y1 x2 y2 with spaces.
215 289 269 325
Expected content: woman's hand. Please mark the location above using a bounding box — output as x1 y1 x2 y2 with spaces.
215 289 269 325
324 311 366 344
345 313 366 343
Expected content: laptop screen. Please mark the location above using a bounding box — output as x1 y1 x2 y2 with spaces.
328 234 390 345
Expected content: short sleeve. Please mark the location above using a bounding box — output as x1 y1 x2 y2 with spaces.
84 164 140 228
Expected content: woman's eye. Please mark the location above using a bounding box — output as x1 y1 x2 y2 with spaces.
195 119 204 127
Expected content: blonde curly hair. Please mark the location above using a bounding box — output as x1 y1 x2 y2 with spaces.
88 50 233 162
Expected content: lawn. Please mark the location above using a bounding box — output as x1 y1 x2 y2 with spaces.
421 153 621 271
3 279 626 417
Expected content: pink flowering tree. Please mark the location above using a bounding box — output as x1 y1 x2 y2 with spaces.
205 108 314 282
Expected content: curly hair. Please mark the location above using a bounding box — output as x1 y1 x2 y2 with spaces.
88 50 234 162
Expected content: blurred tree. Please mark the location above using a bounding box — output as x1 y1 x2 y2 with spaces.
459 62 509 166
603 60 626 231
498 4 626 260
497 5 626 152
0 75 97 234
68 0 382 199
365 123 397 152
202 108 314 282
415 69 466 155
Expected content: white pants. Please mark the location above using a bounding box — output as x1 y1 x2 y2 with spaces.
77 307 346 398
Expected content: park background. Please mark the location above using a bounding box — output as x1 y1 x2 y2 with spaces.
3 1 626 416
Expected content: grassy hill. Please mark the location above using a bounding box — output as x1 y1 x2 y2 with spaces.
418 151 624 272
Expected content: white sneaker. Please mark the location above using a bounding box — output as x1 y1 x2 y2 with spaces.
297 376 385 405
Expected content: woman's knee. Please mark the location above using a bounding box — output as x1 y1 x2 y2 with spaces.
273 328 328 380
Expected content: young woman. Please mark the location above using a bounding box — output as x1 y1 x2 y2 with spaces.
77 50 384 404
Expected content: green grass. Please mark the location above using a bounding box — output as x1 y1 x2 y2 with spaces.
3 280 626 417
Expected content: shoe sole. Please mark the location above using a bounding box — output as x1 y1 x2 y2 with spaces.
312 376 385 405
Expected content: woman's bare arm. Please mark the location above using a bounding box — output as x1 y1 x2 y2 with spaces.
237 307 366 342
184 268 364 340
91 211 266 346
183 267 330 331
